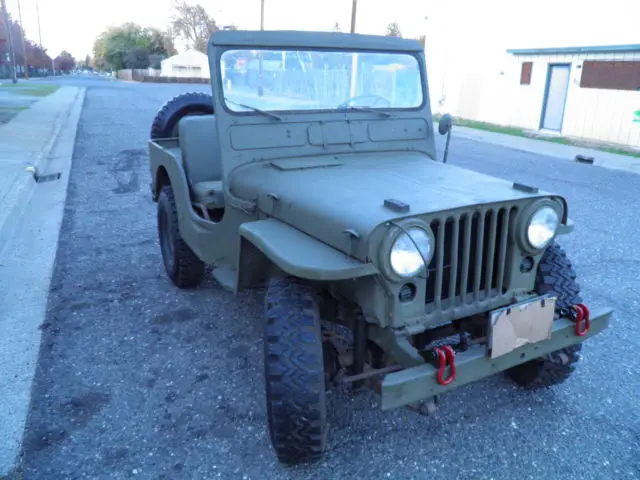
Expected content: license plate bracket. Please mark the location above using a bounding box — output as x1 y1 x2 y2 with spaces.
488 295 557 359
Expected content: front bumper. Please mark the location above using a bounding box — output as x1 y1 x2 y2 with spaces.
380 307 612 410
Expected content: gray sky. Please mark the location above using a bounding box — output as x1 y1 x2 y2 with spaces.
8 0 640 60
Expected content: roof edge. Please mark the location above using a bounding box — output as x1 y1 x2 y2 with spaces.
507 44 640 55
209 30 424 52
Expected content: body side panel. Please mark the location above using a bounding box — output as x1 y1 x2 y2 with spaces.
148 140 254 271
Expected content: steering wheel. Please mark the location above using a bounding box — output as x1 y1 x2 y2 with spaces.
338 94 391 109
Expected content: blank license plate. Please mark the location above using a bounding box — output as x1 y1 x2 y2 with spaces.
488 296 557 359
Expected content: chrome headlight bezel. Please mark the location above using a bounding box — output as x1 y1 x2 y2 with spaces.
378 220 435 282
516 200 562 253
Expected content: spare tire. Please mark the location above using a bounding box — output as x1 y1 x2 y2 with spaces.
150 91 214 140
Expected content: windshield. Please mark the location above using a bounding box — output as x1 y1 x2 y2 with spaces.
220 48 423 113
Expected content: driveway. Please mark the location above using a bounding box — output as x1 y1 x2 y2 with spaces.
18 76 640 480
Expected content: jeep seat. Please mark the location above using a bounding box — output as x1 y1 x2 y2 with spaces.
178 115 224 209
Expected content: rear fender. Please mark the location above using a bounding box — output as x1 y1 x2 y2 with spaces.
149 139 191 210
238 219 378 288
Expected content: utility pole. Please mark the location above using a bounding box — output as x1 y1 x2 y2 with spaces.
260 0 264 30
35 0 42 47
1 0 17 83
34 0 53 77
257 0 264 96
350 0 357 33
16 0 27 79
36 0 47 77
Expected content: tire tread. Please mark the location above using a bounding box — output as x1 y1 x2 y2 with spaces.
158 185 205 288
506 241 584 389
150 92 213 140
264 277 327 464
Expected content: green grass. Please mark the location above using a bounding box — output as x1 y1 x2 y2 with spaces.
0 83 59 97
0 105 28 111
438 114 640 159
452 118 530 137
599 146 640 158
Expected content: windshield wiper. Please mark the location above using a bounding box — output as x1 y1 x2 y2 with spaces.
224 98 282 121
337 105 391 118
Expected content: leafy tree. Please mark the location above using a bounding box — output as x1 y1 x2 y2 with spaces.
170 1 217 53
148 54 165 70
0 9 52 73
76 54 93 70
55 50 76 71
24 40 52 69
147 27 176 56
92 22 175 71
385 21 402 37
124 46 150 69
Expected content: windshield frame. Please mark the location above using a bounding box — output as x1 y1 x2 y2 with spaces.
214 46 428 117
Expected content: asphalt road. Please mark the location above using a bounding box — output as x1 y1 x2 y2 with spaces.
18 75 640 480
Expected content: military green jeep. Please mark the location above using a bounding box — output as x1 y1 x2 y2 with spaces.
148 30 612 464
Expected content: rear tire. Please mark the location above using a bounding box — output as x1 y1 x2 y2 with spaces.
150 92 213 140
506 241 583 389
263 277 327 464
157 185 205 288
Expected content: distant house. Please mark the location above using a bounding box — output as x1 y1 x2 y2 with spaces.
503 44 640 147
160 50 210 79
436 43 640 148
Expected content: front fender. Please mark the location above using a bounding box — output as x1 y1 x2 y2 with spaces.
556 217 574 236
239 219 378 281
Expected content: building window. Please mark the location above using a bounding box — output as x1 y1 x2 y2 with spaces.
580 60 640 91
520 61 533 85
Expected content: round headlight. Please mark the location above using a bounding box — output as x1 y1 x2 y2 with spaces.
527 206 559 249
390 227 432 277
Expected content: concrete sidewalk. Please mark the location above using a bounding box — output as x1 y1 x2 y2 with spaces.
0 87 85 256
0 86 85 477
453 126 640 175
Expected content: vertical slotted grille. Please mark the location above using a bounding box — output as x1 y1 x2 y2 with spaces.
426 206 517 310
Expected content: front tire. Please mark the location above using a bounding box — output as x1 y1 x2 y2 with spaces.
506 241 583 389
157 185 205 288
263 277 327 464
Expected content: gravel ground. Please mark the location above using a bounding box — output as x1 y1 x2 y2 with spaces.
17 76 640 480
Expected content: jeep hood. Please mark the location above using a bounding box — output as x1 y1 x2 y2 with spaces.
229 152 553 259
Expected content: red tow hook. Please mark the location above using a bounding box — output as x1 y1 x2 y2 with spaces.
435 345 456 385
573 303 591 336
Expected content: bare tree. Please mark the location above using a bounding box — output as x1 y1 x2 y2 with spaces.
170 1 217 53
385 21 402 38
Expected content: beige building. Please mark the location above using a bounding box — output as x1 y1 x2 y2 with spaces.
160 50 211 79
430 44 640 148
503 44 640 147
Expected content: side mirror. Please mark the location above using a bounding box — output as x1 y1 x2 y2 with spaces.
438 113 453 135
437 113 454 164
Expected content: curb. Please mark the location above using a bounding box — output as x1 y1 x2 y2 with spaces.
0 88 86 257
0 86 86 478
452 126 640 175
